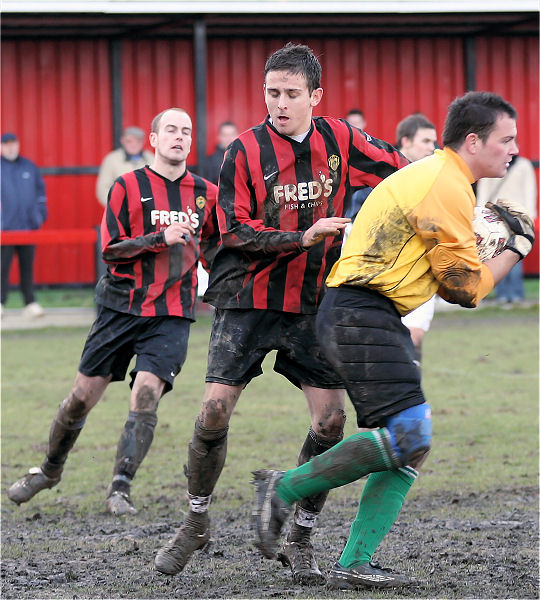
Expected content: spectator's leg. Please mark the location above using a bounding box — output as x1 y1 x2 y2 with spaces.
17 244 36 305
1 245 15 305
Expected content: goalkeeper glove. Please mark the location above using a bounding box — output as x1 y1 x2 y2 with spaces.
486 199 535 260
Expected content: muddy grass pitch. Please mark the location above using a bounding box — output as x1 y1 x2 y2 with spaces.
2 485 537 599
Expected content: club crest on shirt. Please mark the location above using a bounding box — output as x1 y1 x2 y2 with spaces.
196 196 206 209
328 155 340 171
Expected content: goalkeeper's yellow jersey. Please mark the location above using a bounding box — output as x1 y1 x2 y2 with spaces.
326 147 494 316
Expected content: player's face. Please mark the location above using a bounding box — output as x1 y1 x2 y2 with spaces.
402 128 437 162
264 70 323 137
473 114 518 179
150 110 192 166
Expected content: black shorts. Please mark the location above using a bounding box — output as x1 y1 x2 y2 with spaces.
206 308 343 390
316 286 425 428
79 305 191 393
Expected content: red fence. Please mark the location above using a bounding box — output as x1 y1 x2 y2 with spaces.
1 34 538 285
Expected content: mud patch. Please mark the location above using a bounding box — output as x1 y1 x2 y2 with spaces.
1 486 537 599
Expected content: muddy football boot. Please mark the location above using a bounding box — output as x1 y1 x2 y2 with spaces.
277 540 326 585
7 467 60 505
105 490 137 516
154 513 210 576
251 469 292 559
327 561 414 589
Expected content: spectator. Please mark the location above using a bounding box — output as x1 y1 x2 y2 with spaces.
95 126 153 207
396 113 439 365
1 132 47 318
203 121 238 185
345 108 366 131
476 155 537 306
344 110 371 221
396 113 438 162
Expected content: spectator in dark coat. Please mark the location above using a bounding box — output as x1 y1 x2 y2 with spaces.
1 132 47 318
203 121 238 184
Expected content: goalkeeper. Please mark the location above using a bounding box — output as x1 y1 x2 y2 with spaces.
252 91 534 590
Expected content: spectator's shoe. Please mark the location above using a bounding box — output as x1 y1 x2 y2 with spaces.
277 540 326 585
23 302 45 319
105 490 137 516
7 467 60 505
327 561 415 589
251 469 292 559
154 514 210 575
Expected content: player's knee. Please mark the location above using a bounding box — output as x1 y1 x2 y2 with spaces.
313 407 346 438
133 384 160 411
385 403 432 467
200 396 234 429
60 393 90 427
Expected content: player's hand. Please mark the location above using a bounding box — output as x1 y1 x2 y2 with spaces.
301 217 351 248
487 199 535 259
164 223 195 246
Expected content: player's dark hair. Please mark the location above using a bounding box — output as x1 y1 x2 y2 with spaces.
151 108 187 133
396 113 436 149
264 43 322 94
442 91 517 150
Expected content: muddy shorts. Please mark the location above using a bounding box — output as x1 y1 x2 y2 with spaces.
205 308 343 390
79 304 191 393
316 286 425 428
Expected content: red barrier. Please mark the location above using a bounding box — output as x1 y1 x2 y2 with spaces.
2 229 99 285
1 229 97 245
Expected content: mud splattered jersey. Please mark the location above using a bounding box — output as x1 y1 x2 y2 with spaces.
204 116 408 314
97 166 218 319
327 148 494 315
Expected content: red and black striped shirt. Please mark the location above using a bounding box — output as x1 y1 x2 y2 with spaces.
204 116 408 313
97 166 218 319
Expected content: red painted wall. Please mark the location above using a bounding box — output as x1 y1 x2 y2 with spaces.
2 35 538 285
475 36 540 274
205 37 465 151
121 39 196 162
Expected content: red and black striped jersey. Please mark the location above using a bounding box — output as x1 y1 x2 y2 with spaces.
97 166 218 319
204 116 408 314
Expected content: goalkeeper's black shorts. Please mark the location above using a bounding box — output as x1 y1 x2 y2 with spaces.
316 285 426 429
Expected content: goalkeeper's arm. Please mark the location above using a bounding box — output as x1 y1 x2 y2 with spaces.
483 249 521 287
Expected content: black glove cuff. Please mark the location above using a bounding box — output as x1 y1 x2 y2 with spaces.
504 245 525 261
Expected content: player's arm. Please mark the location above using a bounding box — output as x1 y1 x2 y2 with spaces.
217 142 306 254
346 123 409 188
414 190 494 307
101 180 193 264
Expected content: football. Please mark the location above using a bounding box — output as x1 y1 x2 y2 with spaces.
473 204 511 261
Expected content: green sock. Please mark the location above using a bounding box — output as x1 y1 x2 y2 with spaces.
276 430 398 505
338 466 417 568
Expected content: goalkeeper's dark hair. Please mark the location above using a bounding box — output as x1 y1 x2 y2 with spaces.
443 91 517 150
264 43 322 95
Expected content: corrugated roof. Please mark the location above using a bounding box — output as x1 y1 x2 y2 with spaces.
3 0 538 13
